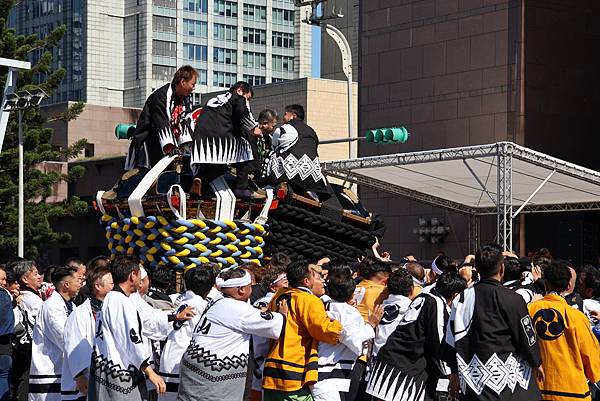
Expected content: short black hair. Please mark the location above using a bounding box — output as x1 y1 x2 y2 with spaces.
230 81 253 97
503 256 523 282
110 255 141 284
358 258 390 280
326 272 356 302
433 255 456 273
577 265 600 297
87 255 111 272
543 260 572 292
43 265 58 283
185 266 216 298
65 257 85 268
284 104 305 121
149 267 174 292
51 266 78 287
328 264 353 279
269 253 291 270
387 269 413 297
475 243 504 277
286 260 311 288
435 272 467 300
258 109 278 123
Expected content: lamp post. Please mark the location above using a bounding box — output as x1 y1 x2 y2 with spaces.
3 88 48 257
295 1 355 159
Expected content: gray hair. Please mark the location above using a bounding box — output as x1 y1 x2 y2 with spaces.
12 260 37 282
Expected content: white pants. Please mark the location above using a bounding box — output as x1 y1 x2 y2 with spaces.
312 391 342 401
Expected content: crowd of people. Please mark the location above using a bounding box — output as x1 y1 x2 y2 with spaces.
1 244 600 401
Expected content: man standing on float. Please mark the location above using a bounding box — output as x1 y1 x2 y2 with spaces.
124 65 198 171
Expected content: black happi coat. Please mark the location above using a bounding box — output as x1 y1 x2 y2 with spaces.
366 291 450 401
264 118 328 196
125 83 193 169
190 91 257 168
442 278 542 401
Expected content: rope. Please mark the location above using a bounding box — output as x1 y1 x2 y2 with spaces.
100 214 267 270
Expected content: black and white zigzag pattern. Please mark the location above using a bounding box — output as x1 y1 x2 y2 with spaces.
191 137 253 165
366 361 426 401
90 351 144 394
184 344 248 372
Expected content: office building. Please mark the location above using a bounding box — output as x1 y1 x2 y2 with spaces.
11 0 313 108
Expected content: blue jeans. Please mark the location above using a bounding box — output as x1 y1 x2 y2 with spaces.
0 354 11 401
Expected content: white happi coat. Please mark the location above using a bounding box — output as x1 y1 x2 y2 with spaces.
158 291 210 401
251 292 275 392
29 291 71 401
130 291 172 340
177 293 285 401
312 300 375 399
372 294 412 357
61 299 94 401
91 290 151 400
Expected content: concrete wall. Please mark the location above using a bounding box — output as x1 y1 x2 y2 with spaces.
43 103 141 160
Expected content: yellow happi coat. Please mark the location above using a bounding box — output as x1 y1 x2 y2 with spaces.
528 294 600 401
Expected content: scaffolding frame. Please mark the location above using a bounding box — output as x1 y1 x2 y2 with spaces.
322 142 600 251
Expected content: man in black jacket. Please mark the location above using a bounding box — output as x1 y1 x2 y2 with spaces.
125 66 197 171
190 81 263 199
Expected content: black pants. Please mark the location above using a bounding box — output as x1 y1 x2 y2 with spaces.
10 348 29 401
346 359 370 401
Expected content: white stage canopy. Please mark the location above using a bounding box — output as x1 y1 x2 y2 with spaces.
321 142 600 250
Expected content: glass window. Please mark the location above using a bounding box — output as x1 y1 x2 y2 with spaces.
195 69 208 85
243 51 266 69
153 64 176 81
213 47 237 64
213 71 238 88
243 27 266 45
153 40 177 57
243 74 266 86
183 43 208 61
272 55 294 72
214 23 237 41
152 16 176 33
214 0 237 17
184 19 207 37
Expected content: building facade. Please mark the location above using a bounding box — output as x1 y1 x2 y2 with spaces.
359 0 600 263
11 0 312 108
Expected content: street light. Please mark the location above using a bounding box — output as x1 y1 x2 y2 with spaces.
3 88 48 257
296 1 355 159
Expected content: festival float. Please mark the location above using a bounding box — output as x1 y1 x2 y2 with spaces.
93 124 395 274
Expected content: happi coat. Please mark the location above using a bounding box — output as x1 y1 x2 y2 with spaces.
443 278 542 401
125 83 194 170
190 91 258 169
312 300 375 400
89 289 152 401
177 293 284 401
528 294 600 401
29 291 72 401
366 290 450 401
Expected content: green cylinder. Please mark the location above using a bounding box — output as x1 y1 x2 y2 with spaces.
366 129 377 142
384 127 409 143
115 123 136 140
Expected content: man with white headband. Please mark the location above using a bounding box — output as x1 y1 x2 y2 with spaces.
177 267 288 401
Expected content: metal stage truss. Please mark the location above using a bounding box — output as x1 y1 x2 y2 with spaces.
321 142 600 251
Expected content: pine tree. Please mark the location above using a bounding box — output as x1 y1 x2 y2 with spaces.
0 0 88 260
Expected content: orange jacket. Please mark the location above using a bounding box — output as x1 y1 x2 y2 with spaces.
355 279 387 322
263 287 342 392
528 294 600 401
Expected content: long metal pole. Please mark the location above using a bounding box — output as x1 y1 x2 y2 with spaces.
347 72 355 159
18 109 24 257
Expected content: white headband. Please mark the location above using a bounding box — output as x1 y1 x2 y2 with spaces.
140 266 148 280
412 276 424 286
272 273 287 285
216 270 252 289
431 256 444 275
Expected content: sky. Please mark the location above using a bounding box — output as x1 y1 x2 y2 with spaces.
311 26 321 77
